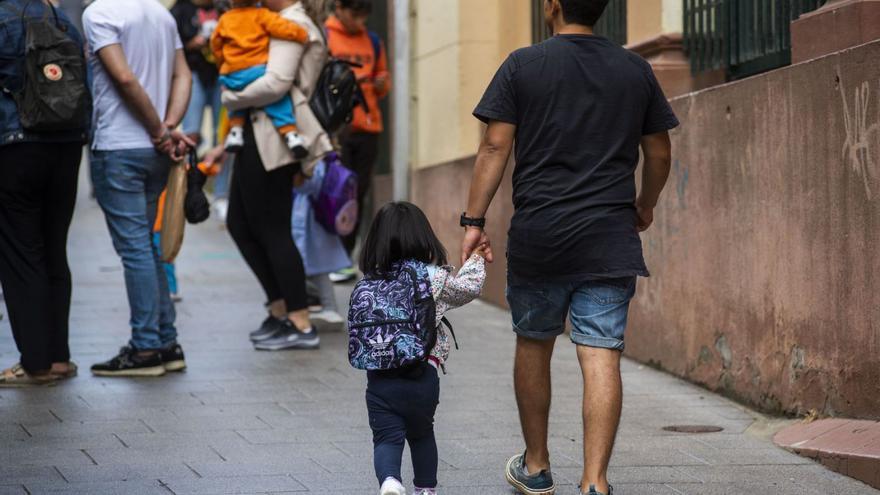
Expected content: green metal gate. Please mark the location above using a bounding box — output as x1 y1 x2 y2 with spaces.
532 0 628 45
684 0 826 79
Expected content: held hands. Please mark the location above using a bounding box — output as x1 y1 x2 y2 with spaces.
461 226 494 266
152 125 196 162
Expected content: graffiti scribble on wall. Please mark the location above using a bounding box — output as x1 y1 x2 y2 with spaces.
840 77 879 200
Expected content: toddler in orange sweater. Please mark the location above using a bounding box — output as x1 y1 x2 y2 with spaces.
211 0 310 157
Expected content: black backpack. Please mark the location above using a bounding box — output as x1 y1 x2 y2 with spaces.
0 0 91 132
309 57 365 135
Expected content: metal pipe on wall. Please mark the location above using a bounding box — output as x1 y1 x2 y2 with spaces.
391 0 410 201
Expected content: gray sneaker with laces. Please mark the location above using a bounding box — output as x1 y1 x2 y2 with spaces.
253 321 320 351
583 484 613 495
505 452 555 495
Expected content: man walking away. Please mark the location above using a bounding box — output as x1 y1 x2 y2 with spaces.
83 0 193 377
325 0 390 281
460 1 679 494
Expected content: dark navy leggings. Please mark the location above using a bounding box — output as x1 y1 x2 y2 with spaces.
366 363 440 489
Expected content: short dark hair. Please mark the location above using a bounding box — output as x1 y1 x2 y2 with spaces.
338 0 372 14
360 202 448 275
559 0 609 27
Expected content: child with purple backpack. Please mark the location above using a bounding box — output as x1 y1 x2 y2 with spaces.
348 202 487 495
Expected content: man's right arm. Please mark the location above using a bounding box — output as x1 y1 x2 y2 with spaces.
636 131 672 231
95 44 166 142
460 120 516 265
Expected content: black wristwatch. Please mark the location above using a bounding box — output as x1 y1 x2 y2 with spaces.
460 212 486 229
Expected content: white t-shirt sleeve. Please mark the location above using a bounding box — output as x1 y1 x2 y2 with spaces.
83 5 124 53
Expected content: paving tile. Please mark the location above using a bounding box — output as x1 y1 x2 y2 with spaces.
22 479 169 495
0 466 64 485
162 475 307 494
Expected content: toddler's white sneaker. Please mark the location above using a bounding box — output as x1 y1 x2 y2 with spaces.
379 477 406 495
284 131 308 160
224 126 244 153
414 489 436 495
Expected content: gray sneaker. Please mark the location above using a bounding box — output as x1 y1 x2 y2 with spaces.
505 452 555 495
253 321 320 351
249 316 285 342
583 484 613 495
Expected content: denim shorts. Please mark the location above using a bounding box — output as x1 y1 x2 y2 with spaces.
506 276 637 350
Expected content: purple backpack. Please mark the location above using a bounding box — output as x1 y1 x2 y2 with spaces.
312 152 358 236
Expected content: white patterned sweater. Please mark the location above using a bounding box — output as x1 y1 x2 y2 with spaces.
425 254 486 372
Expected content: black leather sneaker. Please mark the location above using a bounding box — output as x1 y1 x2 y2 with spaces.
91 346 165 377
160 343 186 372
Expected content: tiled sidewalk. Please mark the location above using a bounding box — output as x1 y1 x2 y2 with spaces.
1 173 877 494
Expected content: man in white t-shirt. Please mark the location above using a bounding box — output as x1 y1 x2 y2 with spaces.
83 0 193 378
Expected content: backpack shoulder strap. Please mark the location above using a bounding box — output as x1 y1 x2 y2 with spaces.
441 316 459 350
367 30 381 73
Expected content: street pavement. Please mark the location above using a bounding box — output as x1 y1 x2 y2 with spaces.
1 168 877 495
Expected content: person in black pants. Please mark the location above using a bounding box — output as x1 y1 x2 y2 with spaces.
0 0 88 387
339 130 380 254
226 120 319 351
0 144 83 386
367 364 440 492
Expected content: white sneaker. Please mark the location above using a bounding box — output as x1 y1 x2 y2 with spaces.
224 126 244 152
413 489 436 495
212 198 228 223
310 309 344 325
284 131 308 160
379 477 406 495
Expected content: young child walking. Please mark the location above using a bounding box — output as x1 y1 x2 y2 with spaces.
210 0 309 157
349 202 487 495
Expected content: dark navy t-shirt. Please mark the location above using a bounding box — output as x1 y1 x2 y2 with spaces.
473 34 679 283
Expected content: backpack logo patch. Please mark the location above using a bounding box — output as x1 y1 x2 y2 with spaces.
43 64 63 82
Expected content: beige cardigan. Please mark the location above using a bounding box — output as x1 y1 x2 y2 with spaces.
221 2 332 175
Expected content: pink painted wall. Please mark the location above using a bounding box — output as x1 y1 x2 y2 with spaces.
628 40 880 419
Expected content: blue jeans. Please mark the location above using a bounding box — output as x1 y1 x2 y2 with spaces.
181 71 222 143
91 148 177 350
506 276 637 350
219 65 296 129
366 363 440 489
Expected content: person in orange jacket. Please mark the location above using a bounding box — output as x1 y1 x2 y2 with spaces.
325 0 390 271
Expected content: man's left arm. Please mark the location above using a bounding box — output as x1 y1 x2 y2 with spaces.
163 48 192 129
460 120 515 265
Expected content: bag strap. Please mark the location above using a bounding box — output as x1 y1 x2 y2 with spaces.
368 31 381 75
441 316 459 350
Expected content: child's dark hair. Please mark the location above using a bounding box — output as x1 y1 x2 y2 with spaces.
360 202 447 275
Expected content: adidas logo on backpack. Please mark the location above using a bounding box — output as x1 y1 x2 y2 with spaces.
348 261 437 371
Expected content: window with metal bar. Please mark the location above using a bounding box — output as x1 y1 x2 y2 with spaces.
532 0 628 45
684 0 826 80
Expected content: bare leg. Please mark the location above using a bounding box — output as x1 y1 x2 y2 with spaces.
514 335 556 474
267 299 286 319
577 346 622 494
288 309 312 332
